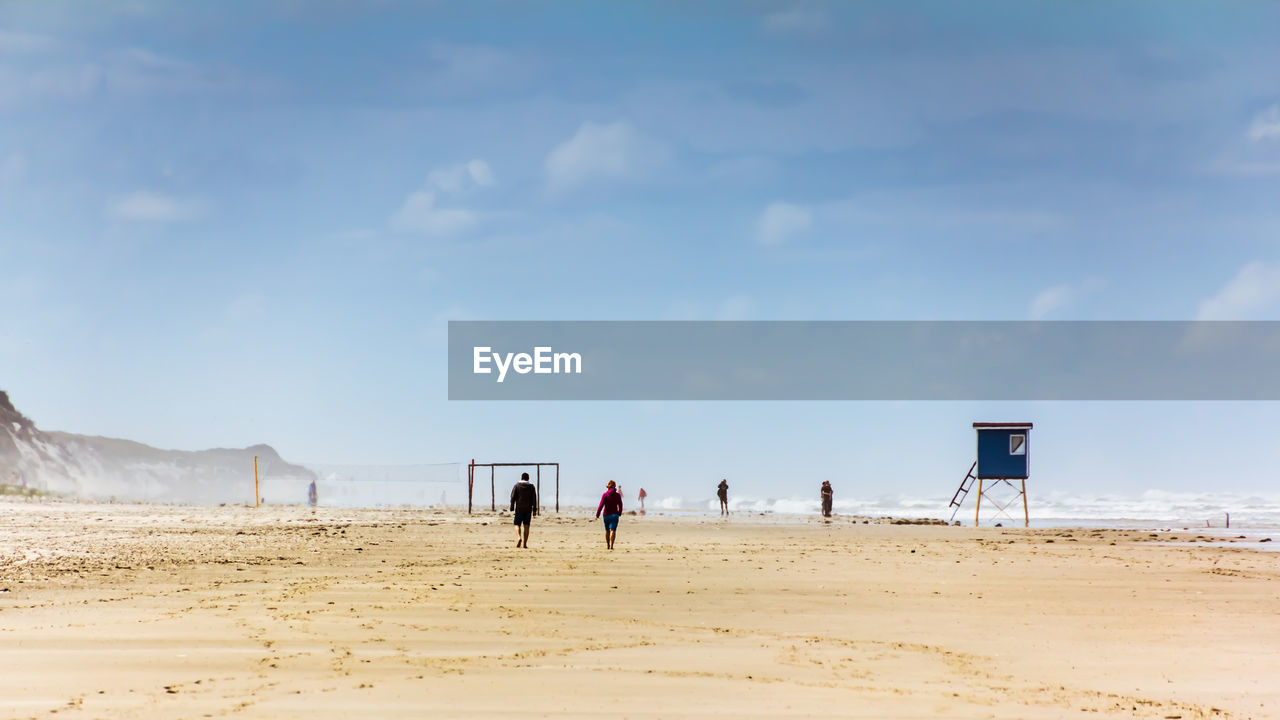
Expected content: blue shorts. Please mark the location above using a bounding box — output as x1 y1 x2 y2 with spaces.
602 514 620 530
513 512 532 526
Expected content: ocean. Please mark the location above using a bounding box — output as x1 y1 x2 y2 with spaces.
301 472 1280 534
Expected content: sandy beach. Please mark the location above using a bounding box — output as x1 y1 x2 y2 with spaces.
1 501 1277 719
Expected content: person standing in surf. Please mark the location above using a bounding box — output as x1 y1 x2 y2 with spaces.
717 479 729 516
510 472 538 548
820 480 833 518
595 480 623 550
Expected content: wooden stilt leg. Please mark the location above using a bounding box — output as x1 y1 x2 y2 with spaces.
974 478 983 527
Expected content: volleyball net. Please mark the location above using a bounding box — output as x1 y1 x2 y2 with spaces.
265 462 467 508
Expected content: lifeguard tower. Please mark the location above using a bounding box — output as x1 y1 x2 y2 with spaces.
949 422 1032 527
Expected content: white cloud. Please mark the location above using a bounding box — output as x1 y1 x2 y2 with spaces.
1204 104 1280 177
755 202 812 245
390 190 476 237
545 121 661 192
1197 261 1280 320
1028 277 1104 319
761 7 828 34
1029 284 1073 320
425 159 494 194
107 191 206 223
390 159 493 237
1247 105 1280 143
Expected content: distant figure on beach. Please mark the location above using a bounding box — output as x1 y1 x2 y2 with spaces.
820 481 833 518
717 479 729 516
307 480 318 507
596 480 623 550
637 487 647 515
510 472 538 548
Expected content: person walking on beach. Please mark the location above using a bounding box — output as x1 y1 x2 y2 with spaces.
637 487 647 515
510 472 538 548
595 480 623 550
717 479 729 516
307 480 318 508
820 480 833 518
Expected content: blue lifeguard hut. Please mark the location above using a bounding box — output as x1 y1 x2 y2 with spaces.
949 422 1032 527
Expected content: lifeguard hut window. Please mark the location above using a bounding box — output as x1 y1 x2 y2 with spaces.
1010 434 1026 455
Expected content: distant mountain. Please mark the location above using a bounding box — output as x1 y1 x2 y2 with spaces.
0 390 314 503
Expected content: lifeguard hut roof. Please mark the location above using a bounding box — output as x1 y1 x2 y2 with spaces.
972 422 1033 429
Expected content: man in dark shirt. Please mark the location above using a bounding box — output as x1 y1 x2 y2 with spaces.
510 472 538 548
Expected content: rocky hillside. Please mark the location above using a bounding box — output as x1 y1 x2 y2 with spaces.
0 390 314 503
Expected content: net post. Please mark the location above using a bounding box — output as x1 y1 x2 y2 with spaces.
555 464 559 513
490 465 495 512
536 465 541 515
254 455 259 508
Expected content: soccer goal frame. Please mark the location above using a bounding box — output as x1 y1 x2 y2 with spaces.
467 460 560 514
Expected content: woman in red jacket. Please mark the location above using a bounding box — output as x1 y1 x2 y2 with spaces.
595 480 623 550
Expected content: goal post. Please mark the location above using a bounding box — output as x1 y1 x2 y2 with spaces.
467 460 560 514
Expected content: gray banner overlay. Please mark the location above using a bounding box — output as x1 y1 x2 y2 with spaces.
448 321 1280 400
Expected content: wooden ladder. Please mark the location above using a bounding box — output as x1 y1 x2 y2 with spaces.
948 461 977 523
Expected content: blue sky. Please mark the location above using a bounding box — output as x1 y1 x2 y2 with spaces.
3 2 1280 501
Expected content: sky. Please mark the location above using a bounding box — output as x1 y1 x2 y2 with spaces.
3 1 1280 503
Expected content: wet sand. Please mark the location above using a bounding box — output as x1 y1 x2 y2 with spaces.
1 501 1277 719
